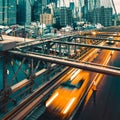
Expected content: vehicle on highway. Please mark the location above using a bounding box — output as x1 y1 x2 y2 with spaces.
45 70 89 120
106 36 115 44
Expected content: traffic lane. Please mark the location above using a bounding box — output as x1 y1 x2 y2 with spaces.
86 48 112 82
40 47 103 120
45 71 89 120
93 49 111 64
76 48 112 102
80 48 112 107
76 44 120 120
76 75 120 120
69 47 112 120
39 44 117 120
63 47 107 83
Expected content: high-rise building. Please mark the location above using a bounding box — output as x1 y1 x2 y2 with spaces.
87 6 112 27
82 0 89 20
94 0 100 8
17 0 31 25
88 0 94 11
82 0 101 21
101 6 112 26
88 0 100 11
48 0 58 6
88 8 101 24
70 2 75 10
60 7 73 27
42 0 47 6
0 0 16 25
32 0 58 22
70 2 75 18
32 0 49 22
32 0 42 21
40 13 53 25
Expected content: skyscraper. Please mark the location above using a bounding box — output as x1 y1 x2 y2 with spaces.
70 2 76 18
82 0 112 26
94 0 100 8
32 0 41 21
88 0 100 11
17 0 31 25
101 6 112 26
0 0 16 25
60 7 73 26
82 0 89 20
49 0 58 7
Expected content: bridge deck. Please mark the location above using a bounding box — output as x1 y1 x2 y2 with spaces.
0 40 16 51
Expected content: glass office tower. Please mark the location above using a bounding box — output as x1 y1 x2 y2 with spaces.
0 0 16 25
17 0 31 25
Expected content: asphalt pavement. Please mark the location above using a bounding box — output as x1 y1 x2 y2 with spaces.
76 44 120 120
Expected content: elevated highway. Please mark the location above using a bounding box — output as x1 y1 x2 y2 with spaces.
3 42 117 120
0 28 120 119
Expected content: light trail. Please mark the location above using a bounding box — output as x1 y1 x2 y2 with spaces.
63 97 76 114
46 92 59 107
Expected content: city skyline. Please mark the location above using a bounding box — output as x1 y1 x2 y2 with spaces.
59 0 120 13
114 0 120 13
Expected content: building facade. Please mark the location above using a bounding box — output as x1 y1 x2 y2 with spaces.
0 0 16 25
32 0 58 22
101 6 112 26
82 0 88 21
60 7 73 27
17 0 31 25
82 0 112 26
88 0 100 11
87 6 112 26
32 0 42 21
32 0 49 22
40 13 53 25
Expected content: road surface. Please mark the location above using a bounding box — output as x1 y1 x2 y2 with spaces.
76 43 120 120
